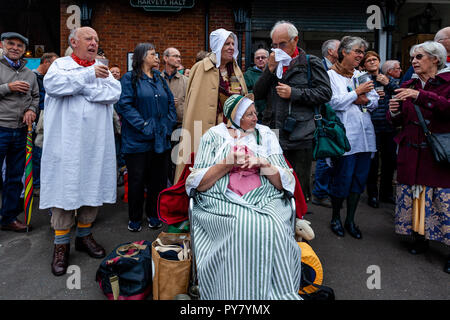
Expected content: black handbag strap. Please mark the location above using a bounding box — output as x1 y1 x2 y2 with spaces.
305 54 323 127
412 104 432 138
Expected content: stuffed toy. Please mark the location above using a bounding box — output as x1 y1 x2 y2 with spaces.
295 218 315 242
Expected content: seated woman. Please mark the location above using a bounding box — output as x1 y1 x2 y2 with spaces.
186 94 302 300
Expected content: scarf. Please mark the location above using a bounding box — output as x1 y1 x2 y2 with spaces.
71 53 95 67
282 47 299 74
330 61 354 78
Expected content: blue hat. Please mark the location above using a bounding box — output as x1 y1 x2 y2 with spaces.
1 32 28 46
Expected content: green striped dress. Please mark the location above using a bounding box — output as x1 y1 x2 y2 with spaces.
186 124 302 300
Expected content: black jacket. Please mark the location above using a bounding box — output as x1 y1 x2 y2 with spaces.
369 75 399 133
253 48 332 150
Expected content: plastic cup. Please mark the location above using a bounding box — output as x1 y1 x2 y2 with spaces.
97 58 109 67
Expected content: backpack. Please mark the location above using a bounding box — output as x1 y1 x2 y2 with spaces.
96 240 153 300
298 242 335 301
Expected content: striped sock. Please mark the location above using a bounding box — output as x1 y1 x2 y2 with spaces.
54 229 71 245
76 222 92 238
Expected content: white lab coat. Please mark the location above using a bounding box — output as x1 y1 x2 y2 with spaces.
39 56 121 210
327 69 379 156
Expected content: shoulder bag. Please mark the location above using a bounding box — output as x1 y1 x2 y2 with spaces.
412 103 450 165
304 55 351 159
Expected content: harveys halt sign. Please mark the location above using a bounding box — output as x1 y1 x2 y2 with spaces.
130 0 195 12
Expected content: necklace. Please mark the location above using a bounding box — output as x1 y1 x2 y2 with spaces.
220 67 228 78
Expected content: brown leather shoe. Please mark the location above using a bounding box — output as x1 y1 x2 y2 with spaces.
51 243 70 276
75 234 106 259
1 219 30 232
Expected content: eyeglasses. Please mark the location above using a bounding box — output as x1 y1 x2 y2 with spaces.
410 53 425 62
255 56 268 60
352 49 365 55
271 37 294 49
168 54 181 59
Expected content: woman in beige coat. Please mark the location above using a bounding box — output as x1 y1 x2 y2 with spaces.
174 28 248 182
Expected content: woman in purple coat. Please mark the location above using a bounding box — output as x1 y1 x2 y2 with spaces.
388 41 450 274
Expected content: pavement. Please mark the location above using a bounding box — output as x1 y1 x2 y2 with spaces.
0 184 449 300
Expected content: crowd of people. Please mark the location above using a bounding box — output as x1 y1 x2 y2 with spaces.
0 20 448 299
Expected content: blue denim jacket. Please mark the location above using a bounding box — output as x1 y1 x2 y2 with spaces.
116 70 176 154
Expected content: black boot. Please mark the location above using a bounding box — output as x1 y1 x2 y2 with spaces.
330 196 345 237
345 192 362 239
409 233 429 255
444 255 450 274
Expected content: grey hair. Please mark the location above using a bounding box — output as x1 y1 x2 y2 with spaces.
410 41 447 70
68 28 79 49
321 39 339 58
254 48 269 57
163 47 177 57
381 60 400 74
270 21 298 39
434 26 450 42
337 36 369 62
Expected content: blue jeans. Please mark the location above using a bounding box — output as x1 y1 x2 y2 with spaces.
0 126 27 225
32 146 42 187
312 159 331 199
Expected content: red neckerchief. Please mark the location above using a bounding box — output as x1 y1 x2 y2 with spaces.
283 47 299 74
447 56 450 63
71 53 95 67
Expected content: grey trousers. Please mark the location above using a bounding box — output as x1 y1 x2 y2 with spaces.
51 206 99 231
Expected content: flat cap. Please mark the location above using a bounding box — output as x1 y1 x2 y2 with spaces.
1 32 28 46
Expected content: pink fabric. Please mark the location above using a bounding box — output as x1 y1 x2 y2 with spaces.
227 145 261 196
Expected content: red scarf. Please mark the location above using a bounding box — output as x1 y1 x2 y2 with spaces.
283 47 300 74
71 53 95 67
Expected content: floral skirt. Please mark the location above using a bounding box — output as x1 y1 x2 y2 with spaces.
395 184 450 246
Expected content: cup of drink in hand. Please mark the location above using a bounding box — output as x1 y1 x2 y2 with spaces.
391 94 402 111
375 85 384 93
97 58 109 67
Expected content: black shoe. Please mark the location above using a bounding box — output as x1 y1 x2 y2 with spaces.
368 197 379 208
330 219 345 237
345 221 362 239
408 238 429 255
444 256 450 274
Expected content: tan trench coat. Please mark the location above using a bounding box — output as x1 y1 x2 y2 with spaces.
174 53 248 182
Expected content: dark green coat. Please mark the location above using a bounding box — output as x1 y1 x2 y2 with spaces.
244 66 267 114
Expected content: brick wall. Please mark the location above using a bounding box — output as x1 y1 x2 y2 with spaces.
60 0 247 74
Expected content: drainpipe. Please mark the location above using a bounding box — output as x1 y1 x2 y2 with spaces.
205 1 209 51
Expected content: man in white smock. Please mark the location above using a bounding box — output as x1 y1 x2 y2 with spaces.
40 27 121 276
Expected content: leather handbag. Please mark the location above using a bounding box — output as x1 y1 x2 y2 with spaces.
413 104 450 165
303 54 350 159
312 103 351 160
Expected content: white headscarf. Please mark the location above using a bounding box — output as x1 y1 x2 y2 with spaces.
209 28 239 68
233 97 254 128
